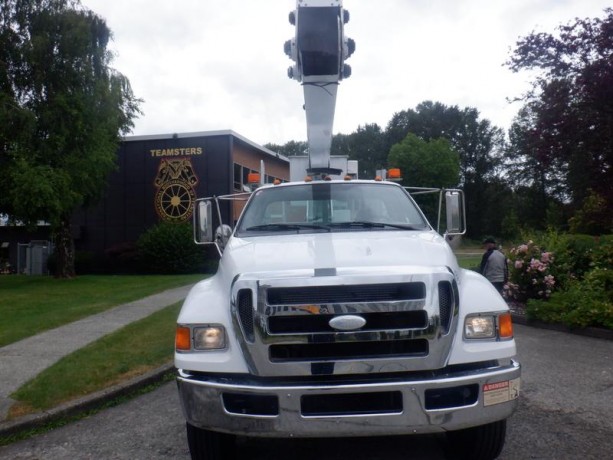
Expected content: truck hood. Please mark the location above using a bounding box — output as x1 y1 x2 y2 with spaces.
220 230 458 276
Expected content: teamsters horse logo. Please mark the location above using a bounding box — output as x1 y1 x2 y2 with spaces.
154 158 199 222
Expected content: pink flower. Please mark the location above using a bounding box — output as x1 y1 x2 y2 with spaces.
544 275 555 287
529 258 543 272
518 244 528 253
515 260 523 269
541 252 552 263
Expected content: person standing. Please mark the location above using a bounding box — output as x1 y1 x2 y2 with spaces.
480 237 508 295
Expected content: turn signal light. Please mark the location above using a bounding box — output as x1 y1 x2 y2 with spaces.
498 313 514 339
175 326 191 351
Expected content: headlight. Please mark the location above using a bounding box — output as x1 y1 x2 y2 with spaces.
464 313 513 340
176 325 227 352
465 315 496 339
193 325 227 350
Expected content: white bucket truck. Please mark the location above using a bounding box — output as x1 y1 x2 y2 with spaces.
175 2 520 459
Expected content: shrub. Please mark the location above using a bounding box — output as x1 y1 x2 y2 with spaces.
527 268 613 329
505 240 556 303
136 221 206 274
47 250 96 275
104 242 140 274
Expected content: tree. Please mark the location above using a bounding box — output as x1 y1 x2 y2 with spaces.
385 101 505 185
331 123 386 178
506 8 613 232
388 133 460 223
264 140 307 157
385 101 505 238
0 0 140 277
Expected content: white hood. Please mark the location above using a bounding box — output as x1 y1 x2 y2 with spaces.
220 230 458 276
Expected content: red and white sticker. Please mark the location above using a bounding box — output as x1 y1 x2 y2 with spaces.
483 378 520 407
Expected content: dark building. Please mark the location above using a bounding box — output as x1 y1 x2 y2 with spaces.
0 130 289 274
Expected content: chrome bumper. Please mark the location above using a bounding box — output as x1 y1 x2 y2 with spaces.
177 359 520 438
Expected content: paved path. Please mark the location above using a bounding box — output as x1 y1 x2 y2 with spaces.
0 284 194 421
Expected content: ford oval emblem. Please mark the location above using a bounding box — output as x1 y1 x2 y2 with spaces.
329 315 366 331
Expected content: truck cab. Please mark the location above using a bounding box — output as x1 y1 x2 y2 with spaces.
175 178 520 460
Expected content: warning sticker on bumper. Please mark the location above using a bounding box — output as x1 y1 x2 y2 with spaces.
483 378 520 407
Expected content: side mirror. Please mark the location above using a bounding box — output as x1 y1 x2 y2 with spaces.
195 200 213 243
445 190 466 235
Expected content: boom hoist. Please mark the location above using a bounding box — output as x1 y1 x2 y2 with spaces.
284 0 355 176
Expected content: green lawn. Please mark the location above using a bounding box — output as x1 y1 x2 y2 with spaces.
456 253 482 270
0 274 203 347
9 302 182 416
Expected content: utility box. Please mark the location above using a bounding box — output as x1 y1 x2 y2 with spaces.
18 240 53 275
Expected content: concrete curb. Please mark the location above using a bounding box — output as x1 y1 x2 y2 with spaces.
511 314 613 341
0 363 175 440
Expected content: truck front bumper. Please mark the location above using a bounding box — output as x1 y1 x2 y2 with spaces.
177 359 520 438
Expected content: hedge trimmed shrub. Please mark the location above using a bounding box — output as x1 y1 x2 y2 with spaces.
136 221 205 274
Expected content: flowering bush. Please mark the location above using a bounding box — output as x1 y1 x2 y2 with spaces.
511 233 613 330
527 268 613 329
505 240 556 303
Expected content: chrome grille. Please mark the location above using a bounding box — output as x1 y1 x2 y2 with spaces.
268 310 428 334
232 270 458 377
267 282 425 305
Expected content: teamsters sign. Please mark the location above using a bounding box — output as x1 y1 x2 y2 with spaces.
151 147 202 222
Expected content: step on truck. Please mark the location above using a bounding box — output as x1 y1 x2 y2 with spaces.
175 2 520 459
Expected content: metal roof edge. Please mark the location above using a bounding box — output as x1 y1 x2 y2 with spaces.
121 130 289 163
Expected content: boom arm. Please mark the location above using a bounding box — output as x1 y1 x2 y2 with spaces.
284 0 355 174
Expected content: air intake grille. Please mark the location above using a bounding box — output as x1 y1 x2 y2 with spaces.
269 339 428 362
237 289 255 343
438 281 454 333
267 282 426 305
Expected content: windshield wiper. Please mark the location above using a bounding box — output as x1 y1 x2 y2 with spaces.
327 221 424 230
245 223 330 232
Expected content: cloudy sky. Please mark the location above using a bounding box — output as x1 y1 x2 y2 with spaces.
80 0 610 146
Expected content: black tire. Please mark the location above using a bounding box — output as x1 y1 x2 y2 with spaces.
186 423 237 460
445 419 507 460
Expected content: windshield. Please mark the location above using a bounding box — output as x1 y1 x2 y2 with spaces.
235 182 429 236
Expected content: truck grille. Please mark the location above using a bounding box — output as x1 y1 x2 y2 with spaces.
232 271 458 377
269 339 428 362
268 310 428 334
267 282 425 305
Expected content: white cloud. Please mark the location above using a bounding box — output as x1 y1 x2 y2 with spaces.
81 0 611 145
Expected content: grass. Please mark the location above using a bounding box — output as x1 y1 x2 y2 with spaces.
456 254 482 270
0 274 203 347
454 244 483 271
9 301 182 417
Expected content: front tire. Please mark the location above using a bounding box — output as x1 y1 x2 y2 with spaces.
186 423 236 460
445 420 507 460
